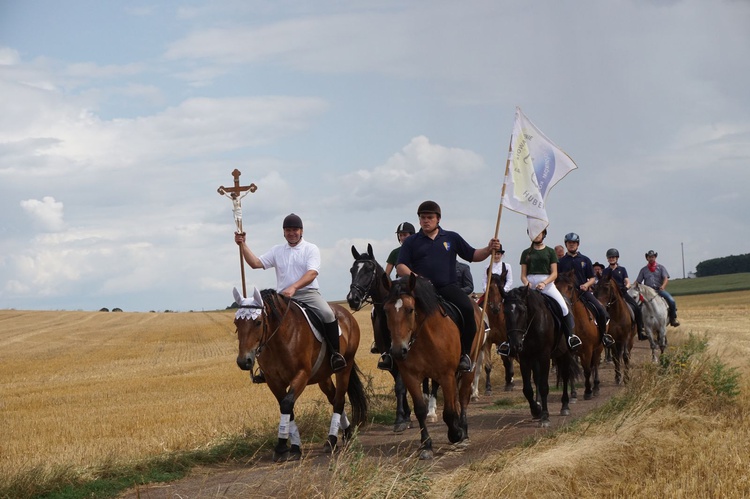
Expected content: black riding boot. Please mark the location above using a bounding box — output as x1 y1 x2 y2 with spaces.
457 330 475 373
600 322 615 348
635 304 647 340
668 308 680 327
323 320 347 373
563 313 581 350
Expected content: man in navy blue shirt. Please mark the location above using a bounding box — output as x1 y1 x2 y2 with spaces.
557 232 615 348
396 200 500 372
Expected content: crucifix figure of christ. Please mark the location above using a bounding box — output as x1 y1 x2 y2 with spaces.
218 169 257 297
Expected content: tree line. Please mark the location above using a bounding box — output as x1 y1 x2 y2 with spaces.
696 253 750 277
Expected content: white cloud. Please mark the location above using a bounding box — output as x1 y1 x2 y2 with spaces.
20 196 65 231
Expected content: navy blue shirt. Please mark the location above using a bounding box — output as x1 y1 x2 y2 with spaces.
558 252 595 287
602 265 629 289
397 227 476 288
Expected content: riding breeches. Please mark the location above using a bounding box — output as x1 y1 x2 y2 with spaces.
293 288 336 323
526 275 568 316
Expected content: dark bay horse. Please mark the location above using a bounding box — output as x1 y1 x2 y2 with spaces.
234 287 368 462
594 274 636 384
346 244 412 432
382 273 481 460
503 286 580 427
475 270 515 398
555 270 603 400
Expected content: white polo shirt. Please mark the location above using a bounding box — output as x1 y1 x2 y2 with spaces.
259 238 321 292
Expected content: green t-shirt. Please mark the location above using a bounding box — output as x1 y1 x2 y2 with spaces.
386 247 400 266
519 245 558 275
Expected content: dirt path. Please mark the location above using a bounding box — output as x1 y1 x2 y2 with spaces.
119 342 652 498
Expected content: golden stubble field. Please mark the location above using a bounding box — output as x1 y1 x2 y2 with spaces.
1 291 749 485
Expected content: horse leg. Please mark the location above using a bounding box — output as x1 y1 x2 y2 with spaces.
581 349 593 400
440 375 464 444
426 380 439 423
613 342 623 385
471 347 484 401
392 369 411 433
503 355 515 391
403 373 433 460
321 369 350 453
273 390 296 462
559 355 572 416
519 359 541 420
535 359 551 427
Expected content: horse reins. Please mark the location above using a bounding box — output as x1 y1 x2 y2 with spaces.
349 260 381 312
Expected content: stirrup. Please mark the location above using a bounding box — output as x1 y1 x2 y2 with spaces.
330 352 347 373
377 353 394 371
568 335 582 350
497 342 510 357
602 334 615 348
457 354 473 373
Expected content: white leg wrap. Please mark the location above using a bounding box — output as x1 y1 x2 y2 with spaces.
278 413 291 440
428 395 437 415
340 411 350 430
288 420 301 447
328 413 341 437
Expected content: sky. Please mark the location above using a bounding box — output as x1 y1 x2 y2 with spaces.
1 0 749 312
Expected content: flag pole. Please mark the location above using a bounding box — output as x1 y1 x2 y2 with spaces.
474 134 513 366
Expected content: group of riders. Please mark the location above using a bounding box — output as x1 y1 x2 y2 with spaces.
235 201 680 378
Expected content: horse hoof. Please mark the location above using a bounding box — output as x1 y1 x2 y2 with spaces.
287 447 302 461
560 408 571 416
470 394 479 403
584 392 593 401
393 421 410 433
426 414 438 423
419 449 434 460
323 437 338 453
485 389 493 396
272 449 289 462
540 419 551 428
504 383 514 392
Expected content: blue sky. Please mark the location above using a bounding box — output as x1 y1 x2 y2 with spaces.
1 0 749 312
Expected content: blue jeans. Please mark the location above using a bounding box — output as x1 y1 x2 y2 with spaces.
656 289 677 318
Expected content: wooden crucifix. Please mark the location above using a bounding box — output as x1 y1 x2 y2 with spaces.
218 169 258 298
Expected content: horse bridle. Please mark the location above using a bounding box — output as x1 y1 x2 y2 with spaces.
348 259 379 312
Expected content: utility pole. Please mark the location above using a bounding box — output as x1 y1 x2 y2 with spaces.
681 242 686 279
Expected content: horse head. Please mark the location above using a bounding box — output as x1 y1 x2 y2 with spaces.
233 287 267 371
347 243 383 311
503 286 531 355
383 273 441 361
486 270 507 316
554 269 577 300
593 273 618 308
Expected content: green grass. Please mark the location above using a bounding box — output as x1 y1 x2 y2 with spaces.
667 272 750 296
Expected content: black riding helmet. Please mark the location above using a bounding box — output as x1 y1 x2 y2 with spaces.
417 200 441 217
395 222 415 241
564 232 580 243
282 213 303 229
606 248 620 258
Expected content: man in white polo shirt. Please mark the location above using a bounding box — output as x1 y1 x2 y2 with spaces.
234 213 346 373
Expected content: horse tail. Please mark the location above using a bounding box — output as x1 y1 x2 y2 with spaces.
556 349 582 387
347 361 369 427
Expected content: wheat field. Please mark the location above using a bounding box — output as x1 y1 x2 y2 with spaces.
1 291 749 496
0 307 384 481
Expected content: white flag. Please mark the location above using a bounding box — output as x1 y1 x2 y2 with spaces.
502 107 578 240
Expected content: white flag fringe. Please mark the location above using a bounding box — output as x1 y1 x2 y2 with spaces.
502 107 578 241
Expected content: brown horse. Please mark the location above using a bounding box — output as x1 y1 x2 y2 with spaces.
593 274 636 384
382 273 481 460
555 270 603 400
234 287 368 462
474 269 515 399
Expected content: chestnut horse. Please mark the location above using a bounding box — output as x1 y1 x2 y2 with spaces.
346 244 412 432
382 273 481 460
628 282 669 363
503 286 580 427
593 274 636 384
555 270 603 400
474 270 515 398
234 287 368 462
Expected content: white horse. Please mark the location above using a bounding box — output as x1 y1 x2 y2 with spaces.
628 283 669 362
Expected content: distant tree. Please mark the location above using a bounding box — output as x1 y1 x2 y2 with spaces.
99 308 110 312
695 253 750 277
227 302 240 310
112 307 123 312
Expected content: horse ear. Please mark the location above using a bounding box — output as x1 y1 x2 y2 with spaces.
233 287 242 305
407 272 417 291
367 243 374 258
351 245 360 259
253 286 263 305
381 271 391 290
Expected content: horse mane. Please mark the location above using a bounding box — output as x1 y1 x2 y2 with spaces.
259 288 289 322
389 276 441 316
